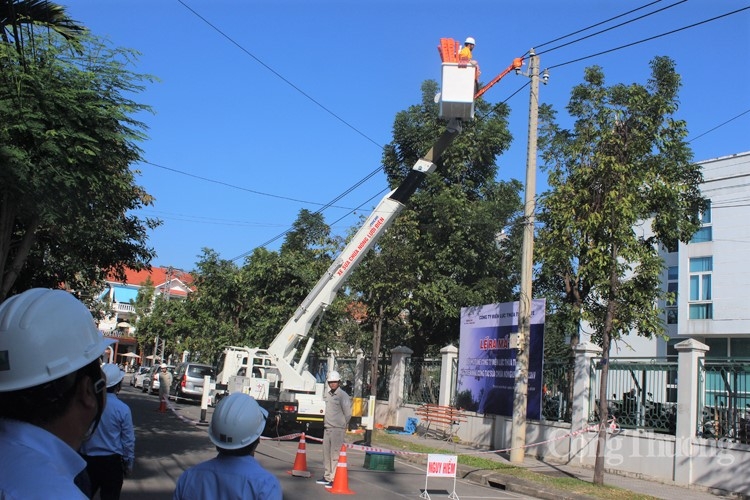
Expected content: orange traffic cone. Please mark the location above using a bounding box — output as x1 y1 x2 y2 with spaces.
158 395 167 413
288 433 311 478
327 444 355 495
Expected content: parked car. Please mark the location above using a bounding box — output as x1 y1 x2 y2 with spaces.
143 364 175 395
131 366 150 388
170 362 215 402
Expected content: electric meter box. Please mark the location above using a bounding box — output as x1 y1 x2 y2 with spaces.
439 63 476 121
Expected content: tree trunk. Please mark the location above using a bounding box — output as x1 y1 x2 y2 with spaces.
593 254 619 486
593 329 611 485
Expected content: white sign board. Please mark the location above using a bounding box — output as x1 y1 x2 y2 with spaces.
421 454 460 500
426 454 458 477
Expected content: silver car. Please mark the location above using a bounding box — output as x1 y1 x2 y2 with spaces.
169 362 215 402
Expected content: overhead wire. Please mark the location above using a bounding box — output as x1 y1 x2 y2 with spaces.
176 0 383 152
688 109 750 144
173 0 748 259
533 0 665 51
535 0 688 57
546 5 750 70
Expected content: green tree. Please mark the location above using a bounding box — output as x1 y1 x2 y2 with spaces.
0 3 159 302
1 0 85 51
535 56 708 485
357 80 522 358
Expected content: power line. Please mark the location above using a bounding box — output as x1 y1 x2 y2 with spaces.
534 0 665 50
143 160 352 209
176 0 383 152
688 109 750 144
546 6 750 70
536 0 687 57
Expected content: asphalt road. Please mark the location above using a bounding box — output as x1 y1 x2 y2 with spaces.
117 378 536 499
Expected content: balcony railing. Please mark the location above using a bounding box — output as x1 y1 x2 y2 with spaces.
113 302 136 314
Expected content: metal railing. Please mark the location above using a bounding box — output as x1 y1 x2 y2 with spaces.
698 358 750 443
542 358 573 422
404 357 442 405
589 357 678 434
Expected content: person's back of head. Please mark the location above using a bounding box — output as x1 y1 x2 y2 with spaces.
101 363 125 394
0 288 114 431
209 393 268 456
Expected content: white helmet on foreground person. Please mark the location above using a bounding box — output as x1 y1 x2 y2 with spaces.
102 363 125 388
464 37 476 45
209 393 269 450
327 370 341 383
0 288 115 392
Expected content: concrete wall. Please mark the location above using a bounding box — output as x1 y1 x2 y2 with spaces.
377 340 750 497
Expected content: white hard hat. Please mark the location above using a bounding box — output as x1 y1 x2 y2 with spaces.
0 288 116 392
102 363 125 388
160 363 167 369
209 393 268 449
465 37 476 45
327 370 341 382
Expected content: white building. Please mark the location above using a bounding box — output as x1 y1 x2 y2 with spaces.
581 151 750 360
665 151 750 359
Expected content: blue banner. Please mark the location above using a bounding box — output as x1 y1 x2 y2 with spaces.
456 300 545 420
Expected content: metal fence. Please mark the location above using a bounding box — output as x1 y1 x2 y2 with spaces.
698 358 750 443
589 357 678 435
404 357 442 405
542 358 573 422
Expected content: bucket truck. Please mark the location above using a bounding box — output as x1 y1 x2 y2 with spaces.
214 40 514 435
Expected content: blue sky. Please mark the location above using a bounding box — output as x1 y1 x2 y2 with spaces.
64 1 750 272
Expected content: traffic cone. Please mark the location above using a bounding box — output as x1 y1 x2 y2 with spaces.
287 433 311 478
158 395 167 413
327 444 355 495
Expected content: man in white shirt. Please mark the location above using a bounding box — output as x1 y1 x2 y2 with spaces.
0 288 114 499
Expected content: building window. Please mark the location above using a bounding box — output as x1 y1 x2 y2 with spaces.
704 337 727 359
666 270 678 324
690 203 712 243
730 338 750 358
689 256 712 319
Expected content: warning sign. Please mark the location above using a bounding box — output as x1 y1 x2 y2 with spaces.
426 454 458 478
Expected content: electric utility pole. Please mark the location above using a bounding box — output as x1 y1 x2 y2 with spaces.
510 49 540 464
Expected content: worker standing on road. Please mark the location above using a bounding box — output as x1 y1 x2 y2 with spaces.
317 370 352 488
173 393 282 500
0 288 114 499
157 363 172 413
80 363 135 500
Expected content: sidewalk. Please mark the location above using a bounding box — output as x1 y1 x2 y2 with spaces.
375 431 736 500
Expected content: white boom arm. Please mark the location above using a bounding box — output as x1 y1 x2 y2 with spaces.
265 119 463 392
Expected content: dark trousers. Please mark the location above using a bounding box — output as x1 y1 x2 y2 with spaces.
82 454 124 500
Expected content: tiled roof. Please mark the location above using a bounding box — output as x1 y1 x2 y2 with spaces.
106 266 193 297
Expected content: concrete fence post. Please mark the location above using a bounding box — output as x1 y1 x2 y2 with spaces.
570 342 602 463
388 346 413 426
673 338 709 486
439 344 458 406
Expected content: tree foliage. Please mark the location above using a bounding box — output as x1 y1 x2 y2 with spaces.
0 0 159 303
535 56 709 485
349 80 523 358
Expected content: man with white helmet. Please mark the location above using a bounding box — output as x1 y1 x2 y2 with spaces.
459 36 481 91
80 363 135 500
173 392 282 499
316 370 352 488
0 288 115 499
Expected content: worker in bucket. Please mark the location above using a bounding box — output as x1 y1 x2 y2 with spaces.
0 288 115 499
173 393 282 500
459 36 481 91
316 370 352 488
